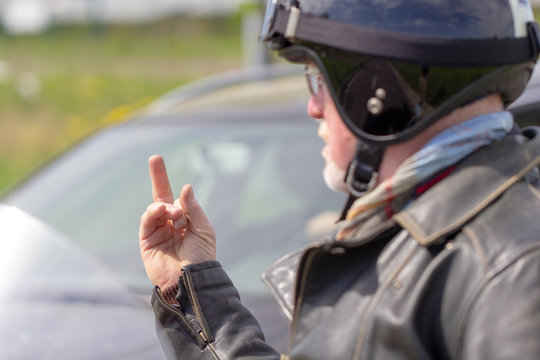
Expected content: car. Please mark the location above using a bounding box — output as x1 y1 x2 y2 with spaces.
0 205 163 359
1 62 538 358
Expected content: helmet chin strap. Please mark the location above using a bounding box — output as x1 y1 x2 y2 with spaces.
338 141 385 221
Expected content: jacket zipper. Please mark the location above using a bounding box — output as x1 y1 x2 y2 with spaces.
180 269 221 359
155 287 202 339
181 269 204 329
155 279 220 359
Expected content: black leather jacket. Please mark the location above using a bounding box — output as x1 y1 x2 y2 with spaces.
152 128 540 359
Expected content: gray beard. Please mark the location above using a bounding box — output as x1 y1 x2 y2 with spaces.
323 159 349 194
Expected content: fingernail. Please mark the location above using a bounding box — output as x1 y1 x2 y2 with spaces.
185 185 194 201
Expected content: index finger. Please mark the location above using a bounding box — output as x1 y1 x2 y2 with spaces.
149 155 174 204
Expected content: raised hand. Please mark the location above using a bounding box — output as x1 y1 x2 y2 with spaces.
139 155 216 289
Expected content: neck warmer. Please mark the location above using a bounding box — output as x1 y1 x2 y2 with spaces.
339 111 514 239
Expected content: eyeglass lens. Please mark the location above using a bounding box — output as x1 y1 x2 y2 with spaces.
304 64 322 95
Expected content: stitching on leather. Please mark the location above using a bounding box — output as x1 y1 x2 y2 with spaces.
528 183 540 200
377 231 415 281
476 217 504 254
353 244 421 360
462 227 489 273
453 243 540 359
394 212 428 244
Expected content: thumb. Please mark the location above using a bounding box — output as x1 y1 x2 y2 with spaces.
179 184 212 231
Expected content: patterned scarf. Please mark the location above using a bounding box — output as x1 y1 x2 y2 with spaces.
339 111 514 239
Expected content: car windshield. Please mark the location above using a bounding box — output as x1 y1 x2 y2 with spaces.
0 205 132 302
3 120 343 294
0 205 164 359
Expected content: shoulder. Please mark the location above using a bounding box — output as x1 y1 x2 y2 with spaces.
462 178 540 272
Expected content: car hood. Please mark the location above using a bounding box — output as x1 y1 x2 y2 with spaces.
0 205 163 359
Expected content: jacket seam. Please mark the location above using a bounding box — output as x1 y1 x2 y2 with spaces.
353 242 421 360
453 243 540 359
461 227 489 273
528 183 540 200
377 232 417 282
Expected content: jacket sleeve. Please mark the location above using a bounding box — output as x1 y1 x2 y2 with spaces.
458 249 540 360
151 261 281 360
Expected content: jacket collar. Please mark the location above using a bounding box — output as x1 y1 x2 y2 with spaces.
262 127 540 318
394 127 540 246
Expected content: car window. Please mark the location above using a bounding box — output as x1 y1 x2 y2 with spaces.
3 121 343 294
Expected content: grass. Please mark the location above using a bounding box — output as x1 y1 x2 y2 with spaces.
0 16 244 193
2 11 540 194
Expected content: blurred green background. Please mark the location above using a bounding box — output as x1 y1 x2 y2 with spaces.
1 6 540 194
0 13 251 193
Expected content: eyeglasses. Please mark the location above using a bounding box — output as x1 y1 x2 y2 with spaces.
304 64 325 96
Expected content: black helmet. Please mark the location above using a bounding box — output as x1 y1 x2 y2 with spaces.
260 0 540 195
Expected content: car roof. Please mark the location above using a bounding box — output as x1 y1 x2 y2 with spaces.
134 61 540 128
123 62 311 127
144 62 307 114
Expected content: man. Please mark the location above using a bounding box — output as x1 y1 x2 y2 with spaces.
139 0 540 358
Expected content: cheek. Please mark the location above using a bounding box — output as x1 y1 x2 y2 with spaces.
322 93 358 171
328 123 358 170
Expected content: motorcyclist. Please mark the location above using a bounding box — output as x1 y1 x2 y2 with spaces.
139 0 540 358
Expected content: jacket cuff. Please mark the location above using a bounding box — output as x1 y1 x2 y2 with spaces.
151 260 279 358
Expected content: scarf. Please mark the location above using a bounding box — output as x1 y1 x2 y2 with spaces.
339 111 514 239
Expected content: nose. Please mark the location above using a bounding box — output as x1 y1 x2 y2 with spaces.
307 93 324 120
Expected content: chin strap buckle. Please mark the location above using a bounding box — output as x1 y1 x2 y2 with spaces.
337 142 385 221
346 160 379 197
337 165 379 222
